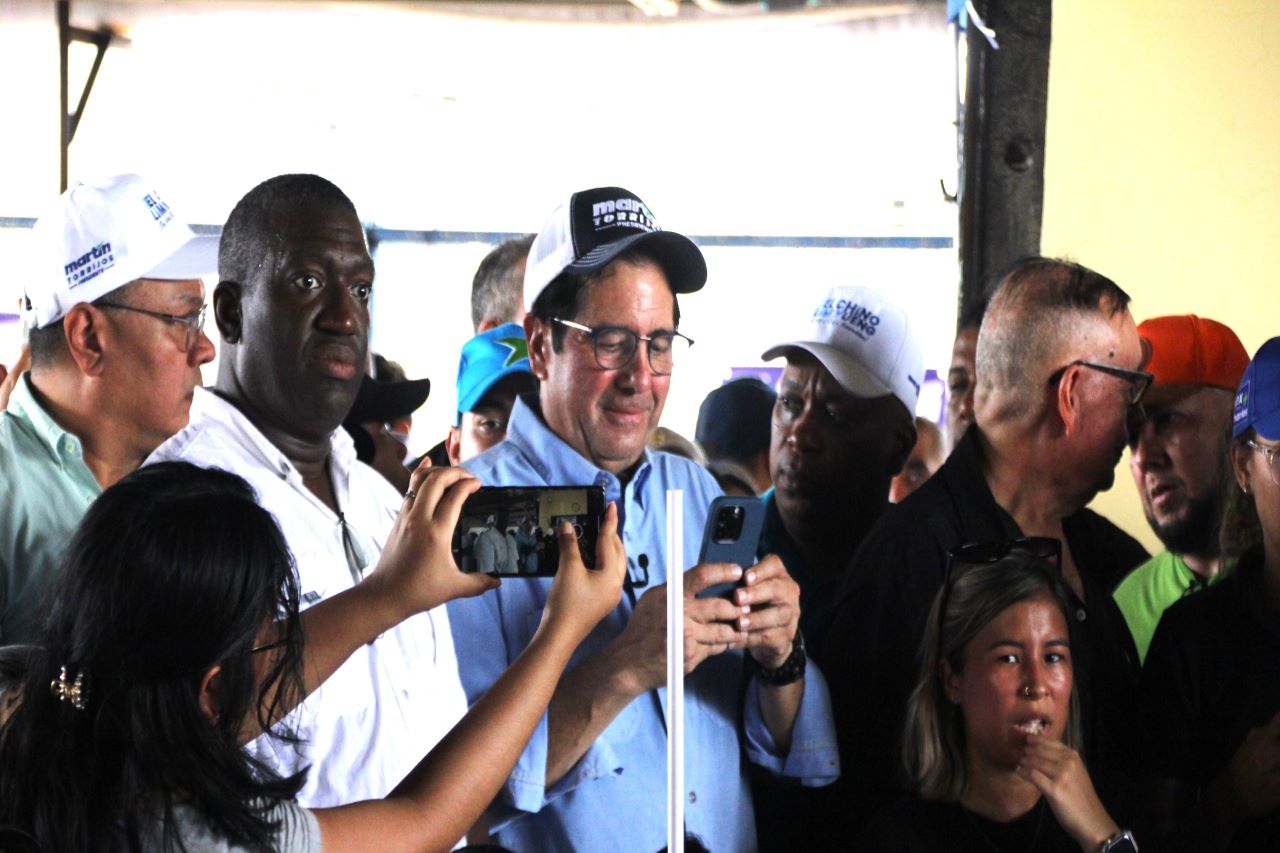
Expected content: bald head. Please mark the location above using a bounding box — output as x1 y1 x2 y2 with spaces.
976 258 1133 423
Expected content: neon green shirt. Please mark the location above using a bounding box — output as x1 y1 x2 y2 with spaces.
1113 549 1233 664
0 375 101 643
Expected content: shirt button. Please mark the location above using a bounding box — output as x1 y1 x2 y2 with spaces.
1075 607 1087 622
688 791 697 804
62 438 75 454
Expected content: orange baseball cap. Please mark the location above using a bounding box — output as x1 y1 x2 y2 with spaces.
1138 315 1249 401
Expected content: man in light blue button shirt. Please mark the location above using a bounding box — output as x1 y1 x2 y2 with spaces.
448 186 839 852
0 174 216 642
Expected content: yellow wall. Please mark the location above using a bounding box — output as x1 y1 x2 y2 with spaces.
1042 0 1280 553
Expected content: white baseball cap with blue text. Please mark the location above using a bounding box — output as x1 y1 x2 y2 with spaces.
762 284 924 415
24 173 217 329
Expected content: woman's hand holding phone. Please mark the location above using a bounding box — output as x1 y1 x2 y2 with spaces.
368 465 501 620
539 502 626 646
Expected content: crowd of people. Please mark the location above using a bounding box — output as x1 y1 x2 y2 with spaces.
0 171 1275 853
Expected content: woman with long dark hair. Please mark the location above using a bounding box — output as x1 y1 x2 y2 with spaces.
0 461 625 851
1136 336 1280 852
857 542 1136 852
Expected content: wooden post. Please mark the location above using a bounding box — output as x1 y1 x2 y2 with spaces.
958 0 1053 323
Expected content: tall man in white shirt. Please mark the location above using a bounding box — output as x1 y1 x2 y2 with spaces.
149 174 469 811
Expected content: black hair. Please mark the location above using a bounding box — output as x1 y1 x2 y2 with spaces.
470 234 536 331
0 462 307 851
219 174 357 288
529 245 681 351
25 321 65 368
1222 427 1265 560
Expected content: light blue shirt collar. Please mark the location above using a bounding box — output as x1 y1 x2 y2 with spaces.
501 396 655 516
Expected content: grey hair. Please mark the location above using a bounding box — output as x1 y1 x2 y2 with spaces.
470 234 535 331
903 551 1083 802
975 257 1132 422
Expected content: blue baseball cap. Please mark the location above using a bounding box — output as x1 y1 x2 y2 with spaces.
1232 336 1280 440
456 323 534 426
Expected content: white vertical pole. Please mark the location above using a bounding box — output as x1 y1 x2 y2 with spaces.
665 488 684 853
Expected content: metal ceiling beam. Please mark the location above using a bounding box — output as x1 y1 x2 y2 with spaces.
58 0 128 192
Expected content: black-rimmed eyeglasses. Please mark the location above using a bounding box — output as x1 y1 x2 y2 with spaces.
552 318 693 376
1050 359 1154 407
935 537 1063 666
96 301 207 353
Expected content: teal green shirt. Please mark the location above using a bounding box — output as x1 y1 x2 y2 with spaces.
1113 549 1233 664
0 375 101 643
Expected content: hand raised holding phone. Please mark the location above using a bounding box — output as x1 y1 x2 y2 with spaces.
363 465 501 621
538 502 626 646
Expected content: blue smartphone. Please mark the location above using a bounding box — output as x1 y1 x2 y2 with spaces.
695 496 765 599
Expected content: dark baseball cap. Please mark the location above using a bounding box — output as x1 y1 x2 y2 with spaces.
696 377 777 462
523 186 706 309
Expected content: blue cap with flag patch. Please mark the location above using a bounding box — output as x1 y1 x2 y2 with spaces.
1233 336 1280 441
456 323 534 425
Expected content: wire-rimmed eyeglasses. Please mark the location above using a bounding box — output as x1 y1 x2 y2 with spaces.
552 317 693 376
1246 439 1280 486
935 537 1063 666
96 301 207 353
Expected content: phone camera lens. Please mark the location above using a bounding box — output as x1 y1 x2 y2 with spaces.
713 505 746 543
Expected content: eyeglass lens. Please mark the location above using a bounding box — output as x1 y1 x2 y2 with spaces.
1251 441 1280 485
593 328 684 375
182 306 207 352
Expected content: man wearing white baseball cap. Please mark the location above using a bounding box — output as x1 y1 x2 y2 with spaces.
447 185 838 852
759 285 922 653
748 285 920 850
0 173 216 642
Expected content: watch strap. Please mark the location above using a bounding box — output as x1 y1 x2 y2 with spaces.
746 628 806 686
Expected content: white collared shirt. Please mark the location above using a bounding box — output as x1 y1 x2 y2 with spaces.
148 388 467 808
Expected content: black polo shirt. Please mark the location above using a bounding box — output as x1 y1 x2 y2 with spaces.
819 427 1148 834
1139 548 1280 850
855 797 1083 852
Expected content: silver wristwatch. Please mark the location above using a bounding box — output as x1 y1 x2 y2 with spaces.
1099 830 1138 853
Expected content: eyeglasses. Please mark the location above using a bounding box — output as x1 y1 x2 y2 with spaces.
96 301 207 353
1051 359 1154 407
935 537 1063 666
1246 439 1280 486
552 318 693 376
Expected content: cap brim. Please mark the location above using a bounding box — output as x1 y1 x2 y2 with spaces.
565 230 707 293
347 376 432 424
761 341 893 400
143 234 219 280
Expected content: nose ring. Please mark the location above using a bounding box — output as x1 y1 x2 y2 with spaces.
1022 684 1035 698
